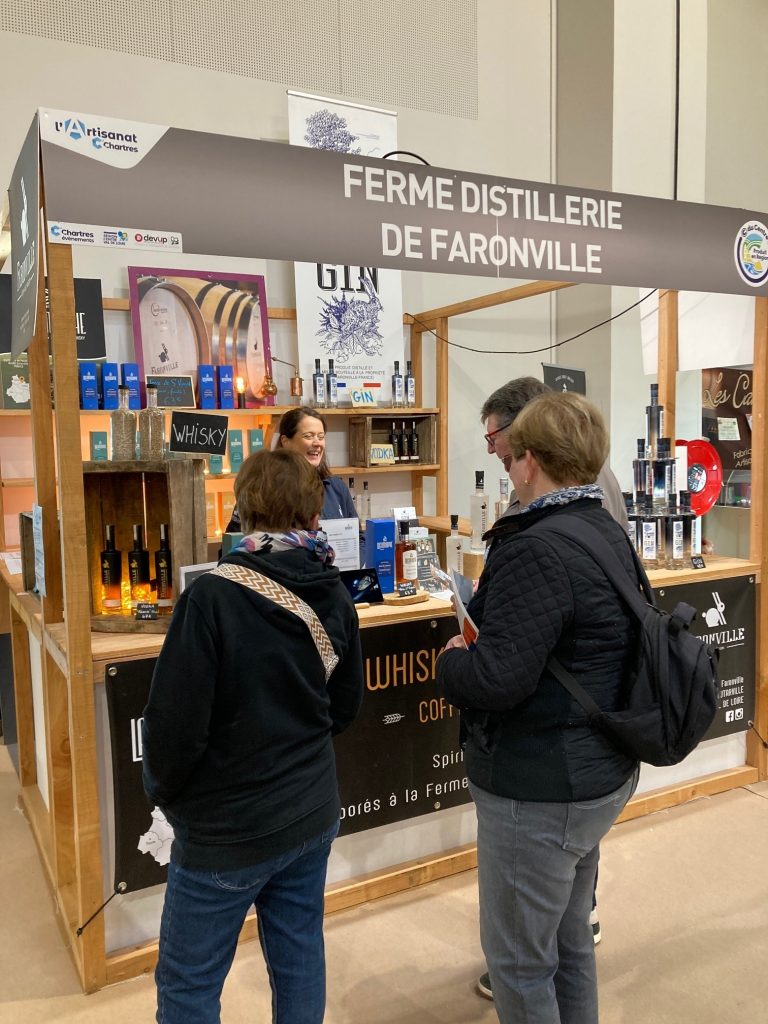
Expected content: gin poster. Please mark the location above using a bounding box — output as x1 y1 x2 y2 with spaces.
288 92 404 402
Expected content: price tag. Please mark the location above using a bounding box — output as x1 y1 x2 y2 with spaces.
690 555 706 570
397 581 418 598
135 602 159 620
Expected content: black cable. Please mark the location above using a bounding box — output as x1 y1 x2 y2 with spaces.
406 288 658 356
76 882 127 936
748 720 768 749
673 0 681 200
382 151 431 165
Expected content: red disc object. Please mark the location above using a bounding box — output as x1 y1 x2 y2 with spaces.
682 439 723 515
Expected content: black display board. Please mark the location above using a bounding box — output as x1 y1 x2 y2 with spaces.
105 614 463 893
168 411 228 454
654 574 756 738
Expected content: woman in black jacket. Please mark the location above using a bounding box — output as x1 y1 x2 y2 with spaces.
143 449 364 1024
437 392 639 1024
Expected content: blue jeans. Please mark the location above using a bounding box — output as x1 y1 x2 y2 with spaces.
155 819 340 1024
471 771 637 1024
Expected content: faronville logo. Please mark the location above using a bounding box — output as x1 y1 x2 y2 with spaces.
703 591 726 628
54 115 139 154
735 220 768 287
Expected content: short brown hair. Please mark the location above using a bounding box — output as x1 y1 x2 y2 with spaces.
234 449 324 533
506 392 608 486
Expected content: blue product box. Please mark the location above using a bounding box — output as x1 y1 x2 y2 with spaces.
78 361 99 409
247 428 264 455
217 364 234 409
198 364 216 409
208 454 223 475
228 430 244 473
100 361 119 410
365 518 396 594
120 363 140 410
89 431 108 460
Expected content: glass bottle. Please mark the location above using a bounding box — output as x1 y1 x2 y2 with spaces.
155 523 174 614
495 477 510 521
348 476 358 516
640 494 659 569
646 383 664 459
391 360 404 408
398 419 408 461
666 494 685 570
395 519 418 585
326 359 338 408
110 385 136 461
312 358 326 407
633 438 651 501
469 471 489 552
405 360 416 407
128 523 151 610
138 384 165 460
408 419 420 461
390 420 401 462
680 490 695 560
100 524 123 614
362 480 371 522
445 513 463 576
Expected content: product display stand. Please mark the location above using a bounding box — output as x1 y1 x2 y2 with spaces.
1 122 766 994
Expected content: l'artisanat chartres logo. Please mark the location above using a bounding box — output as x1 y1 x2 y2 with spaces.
54 115 139 154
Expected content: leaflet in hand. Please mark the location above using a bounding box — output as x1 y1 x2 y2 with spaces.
430 564 479 647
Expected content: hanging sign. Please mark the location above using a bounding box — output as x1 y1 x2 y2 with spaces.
288 93 404 403
168 411 228 454
37 105 768 296
9 115 40 358
542 363 587 394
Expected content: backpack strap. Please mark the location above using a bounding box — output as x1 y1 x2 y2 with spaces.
529 515 653 723
530 515 654 622
209 563 340 682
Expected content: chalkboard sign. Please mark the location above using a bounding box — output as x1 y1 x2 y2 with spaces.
146 374 196 408
169 411 228 455
135 602 159 620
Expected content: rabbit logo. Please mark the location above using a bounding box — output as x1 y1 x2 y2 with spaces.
703 592 726 628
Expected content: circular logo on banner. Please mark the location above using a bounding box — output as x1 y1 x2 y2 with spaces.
735 221 768 286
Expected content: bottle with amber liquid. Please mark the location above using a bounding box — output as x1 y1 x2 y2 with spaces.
155 523 174 615
128 523 151 610
395 519 418 586
100 524 123 614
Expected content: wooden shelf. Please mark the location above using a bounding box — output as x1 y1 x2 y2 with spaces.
1 478 34 488
1 406 439 417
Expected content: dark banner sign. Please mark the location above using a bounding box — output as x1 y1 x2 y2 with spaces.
654 575 756 739
105 659 167 893
104 614 463 893
1 275 106 358
542 363 587 395
37 106 768 296
9 115 40 357
333 617 466 836
701 367 752 478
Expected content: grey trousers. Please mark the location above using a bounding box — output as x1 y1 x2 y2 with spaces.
470 770 638 1024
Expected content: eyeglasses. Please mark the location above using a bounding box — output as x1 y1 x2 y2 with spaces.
483 422 511 446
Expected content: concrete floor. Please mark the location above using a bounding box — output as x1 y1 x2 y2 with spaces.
1 742 766 1023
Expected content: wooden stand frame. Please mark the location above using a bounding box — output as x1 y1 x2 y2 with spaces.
1 188 766 992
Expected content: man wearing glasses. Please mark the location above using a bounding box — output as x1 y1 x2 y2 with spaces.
474 376 627 1002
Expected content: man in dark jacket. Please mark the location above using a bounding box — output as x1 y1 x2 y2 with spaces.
143 449 364 1024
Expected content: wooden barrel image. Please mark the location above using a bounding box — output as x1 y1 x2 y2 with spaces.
136 279 211 386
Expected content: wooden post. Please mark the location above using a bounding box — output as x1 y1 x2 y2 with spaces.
748 296 768 779
46 240 106 991
657 289 678 442
435 318 449 517
10 606 35 787
410 322 425 515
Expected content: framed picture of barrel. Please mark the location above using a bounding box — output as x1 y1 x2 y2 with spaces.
127 267 274 408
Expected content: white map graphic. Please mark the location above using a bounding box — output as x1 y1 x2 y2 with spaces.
6 375 30 405
137 806 175 866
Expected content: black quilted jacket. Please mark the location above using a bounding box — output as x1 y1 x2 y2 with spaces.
437 497 639 801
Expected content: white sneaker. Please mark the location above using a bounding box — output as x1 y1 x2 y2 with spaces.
589 908 602 945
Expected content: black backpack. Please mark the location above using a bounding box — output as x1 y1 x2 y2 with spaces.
532 516 720 767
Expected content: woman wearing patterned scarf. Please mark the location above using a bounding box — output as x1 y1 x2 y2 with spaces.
143 448 364 1024
437 392 640 1024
